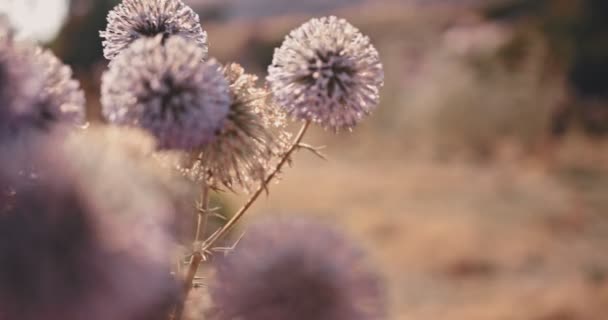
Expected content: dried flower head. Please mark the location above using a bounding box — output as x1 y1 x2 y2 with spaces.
209 219 385 320
101 0 208 61
267 16 384 131
101 35 230 150
0 130 184 320
184 63 289 192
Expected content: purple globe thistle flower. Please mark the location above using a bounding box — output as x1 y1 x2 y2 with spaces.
101 35 230 150
0 129 186 320
209 219 386 320
1 17 85 135
24 46 87 127
184 63 289 192
100 0 208 61
0 48 42 136
267 16 384 131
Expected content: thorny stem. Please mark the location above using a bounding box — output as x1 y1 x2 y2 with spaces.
201 121 312 252
174 181 210 320
194 180 210 243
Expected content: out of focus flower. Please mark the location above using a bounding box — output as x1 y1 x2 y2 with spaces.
184 63 289 192
101 35 230 150
267 16 384 131
100 0 208 61
0 47 41 136
209 218 385 320
1 17 85 136
0 126 191 320
0 14 15 44
24 46 86 126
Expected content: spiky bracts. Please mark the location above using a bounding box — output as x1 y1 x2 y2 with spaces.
100 0 208 61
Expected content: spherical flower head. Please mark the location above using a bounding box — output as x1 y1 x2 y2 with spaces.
267 16 384 131
0 131 184 320
100 0 208 61
209 219 386 320
1 42 44 136
101 35 230 150
184 63 289 192
1 17 85 136
25 46 87 126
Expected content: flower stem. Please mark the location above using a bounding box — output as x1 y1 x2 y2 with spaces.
174 181 210 320
201 121 311 252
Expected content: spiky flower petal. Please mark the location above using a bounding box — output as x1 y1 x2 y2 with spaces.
267 16 384 131
101 35 230 150
100 0 208 61
209 219 385 320
0 128 187 320
183 63 289 192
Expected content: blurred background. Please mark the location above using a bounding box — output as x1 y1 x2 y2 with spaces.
3 0 608 319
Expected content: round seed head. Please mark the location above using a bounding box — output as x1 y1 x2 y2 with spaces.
101 0 208 61
267 16 384 131
101 35 230 150
184 63 289 192
209 219 386 320
0 130 184 320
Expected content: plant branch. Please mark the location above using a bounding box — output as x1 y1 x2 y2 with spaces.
174 181 210 320
201 121 312 252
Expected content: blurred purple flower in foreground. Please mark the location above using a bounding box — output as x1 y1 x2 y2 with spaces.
0 127 190 320
101 35 230 150
267 16 384 131
1 16 85 136
101 0 208 61
209 218 385 320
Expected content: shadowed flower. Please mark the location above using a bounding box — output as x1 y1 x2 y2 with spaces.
267 16 384 131
100 0 208 61
184 63 289 192
209 219 385 320
0 127 189 320
101 35 230 150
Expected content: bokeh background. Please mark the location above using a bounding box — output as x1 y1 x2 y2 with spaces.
3 0 608 319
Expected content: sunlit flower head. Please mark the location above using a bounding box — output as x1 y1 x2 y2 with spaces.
184 63 289 192
209 218 386 320
101 35 230 150
100 0 208 61
267 16 384 131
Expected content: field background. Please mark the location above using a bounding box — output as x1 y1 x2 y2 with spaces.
4 0 608 319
